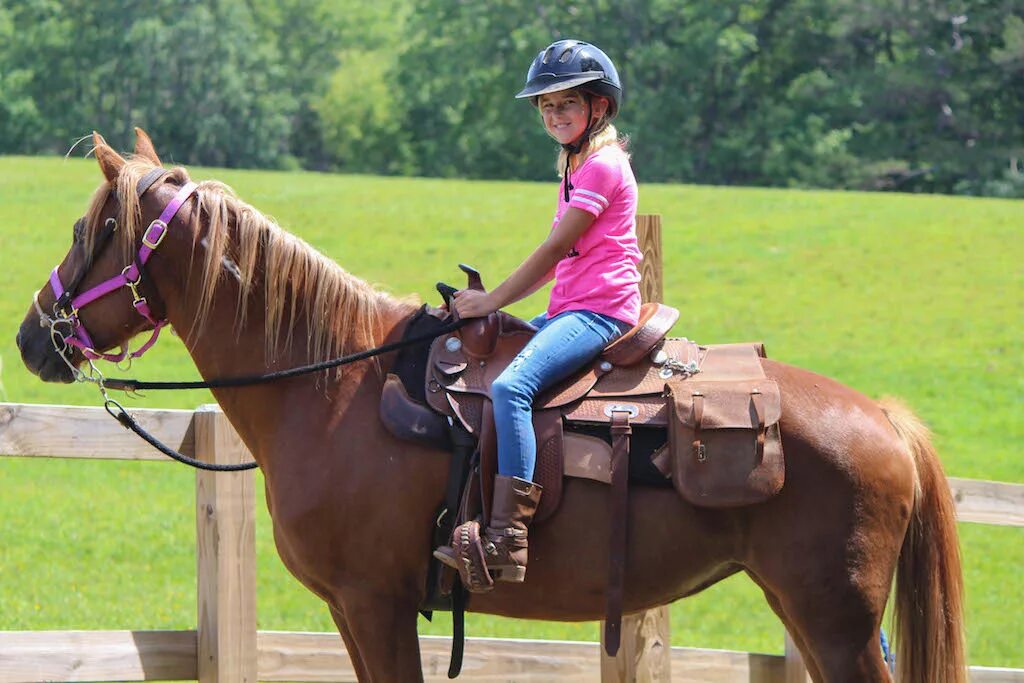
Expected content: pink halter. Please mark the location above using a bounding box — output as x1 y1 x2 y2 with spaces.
47 180 198 362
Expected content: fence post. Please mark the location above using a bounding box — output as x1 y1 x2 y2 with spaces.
600 215 672 682
195 405 257 683
783 631 811 682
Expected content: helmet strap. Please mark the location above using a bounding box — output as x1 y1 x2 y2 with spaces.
560 97 595 202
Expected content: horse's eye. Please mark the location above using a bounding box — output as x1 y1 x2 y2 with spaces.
72 218 86 243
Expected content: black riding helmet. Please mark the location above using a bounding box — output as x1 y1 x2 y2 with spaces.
515 39 622 119
517 40 623 200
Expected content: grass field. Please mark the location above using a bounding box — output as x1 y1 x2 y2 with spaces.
0 155 1021 668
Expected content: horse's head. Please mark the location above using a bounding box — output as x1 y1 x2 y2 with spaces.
16 129 193 383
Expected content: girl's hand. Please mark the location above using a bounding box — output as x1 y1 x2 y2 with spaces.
452 289 497 319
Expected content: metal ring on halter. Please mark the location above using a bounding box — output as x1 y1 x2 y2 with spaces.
113 352 134 373
121 264 145 303
121 264 143 288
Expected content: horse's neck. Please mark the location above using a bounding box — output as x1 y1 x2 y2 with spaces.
157 253 414 462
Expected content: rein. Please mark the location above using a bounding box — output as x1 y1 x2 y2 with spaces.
98 316 466 472
38 166 467 471
101 318 466 392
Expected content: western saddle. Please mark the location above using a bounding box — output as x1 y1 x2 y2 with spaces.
380 270 785 656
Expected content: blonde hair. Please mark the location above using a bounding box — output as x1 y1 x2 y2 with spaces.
555 116 628 177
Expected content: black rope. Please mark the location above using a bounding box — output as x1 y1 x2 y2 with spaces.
101 314 467 472
104 317 467 392
105 400 258 471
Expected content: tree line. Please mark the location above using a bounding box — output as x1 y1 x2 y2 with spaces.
1 0 1021 196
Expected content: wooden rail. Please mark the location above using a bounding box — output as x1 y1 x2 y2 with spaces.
1 400 1022 682
2 629 1023 682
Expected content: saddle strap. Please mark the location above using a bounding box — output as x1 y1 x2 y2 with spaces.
692 392 705 462
751 389 766 462
604 410 632 657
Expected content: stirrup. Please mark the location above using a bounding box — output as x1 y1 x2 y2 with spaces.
432 545 459 570
452 521 494 593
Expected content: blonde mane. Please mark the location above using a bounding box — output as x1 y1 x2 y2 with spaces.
84 158 408 367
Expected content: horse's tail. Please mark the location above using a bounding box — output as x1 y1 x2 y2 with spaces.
880 397 967 683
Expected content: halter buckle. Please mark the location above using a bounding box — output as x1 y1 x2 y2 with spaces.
142 220 168 249
121 265 144 303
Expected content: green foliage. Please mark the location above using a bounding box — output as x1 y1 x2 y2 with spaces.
310 0 414 174
0 0 1021 194
0 0 309 167
315 48 409 174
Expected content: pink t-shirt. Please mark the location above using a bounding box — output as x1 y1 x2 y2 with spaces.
547 145 642 326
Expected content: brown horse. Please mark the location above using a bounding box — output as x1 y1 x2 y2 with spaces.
17 131 966 682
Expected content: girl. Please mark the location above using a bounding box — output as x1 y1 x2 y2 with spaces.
437 39 641 587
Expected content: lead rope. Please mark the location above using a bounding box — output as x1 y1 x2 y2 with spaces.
102 318 467 392
64 316 468 471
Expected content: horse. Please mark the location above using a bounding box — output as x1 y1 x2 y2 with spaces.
16 130 966 682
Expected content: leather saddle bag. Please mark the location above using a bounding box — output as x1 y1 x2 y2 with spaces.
666 378 784 507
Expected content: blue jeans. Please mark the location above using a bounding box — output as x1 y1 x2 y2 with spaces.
492 310 629 481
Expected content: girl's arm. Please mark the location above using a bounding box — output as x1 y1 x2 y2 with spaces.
453 207 595 318
504 264 556 306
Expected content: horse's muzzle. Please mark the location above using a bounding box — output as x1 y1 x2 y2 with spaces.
16 321 75 384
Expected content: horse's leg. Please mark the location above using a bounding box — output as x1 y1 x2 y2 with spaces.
330 605 372 682
748 573 826 683
335 590 424 683
748 532 895 682
779 593 889 682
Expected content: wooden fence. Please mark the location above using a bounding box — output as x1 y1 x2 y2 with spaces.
0 400 1022 682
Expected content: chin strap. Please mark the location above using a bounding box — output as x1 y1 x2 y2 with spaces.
560 97 596 202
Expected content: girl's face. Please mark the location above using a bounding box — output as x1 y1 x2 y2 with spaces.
538 89 608 145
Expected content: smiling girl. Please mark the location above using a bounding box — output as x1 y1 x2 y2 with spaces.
436 39 641 588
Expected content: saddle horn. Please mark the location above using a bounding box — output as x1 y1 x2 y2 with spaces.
442 264 498 358
459 263 486 292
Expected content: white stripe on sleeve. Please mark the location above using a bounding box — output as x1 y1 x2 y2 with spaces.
571 196 605 213
573 188 609 208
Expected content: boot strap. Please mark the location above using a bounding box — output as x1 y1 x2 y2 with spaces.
485 526 527 552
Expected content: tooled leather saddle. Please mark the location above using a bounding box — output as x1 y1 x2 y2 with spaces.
380 270 786 656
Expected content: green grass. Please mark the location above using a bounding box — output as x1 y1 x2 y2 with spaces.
1 155 1021 667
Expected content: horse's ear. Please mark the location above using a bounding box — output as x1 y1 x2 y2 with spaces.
93 131 125 183
133 127 161 166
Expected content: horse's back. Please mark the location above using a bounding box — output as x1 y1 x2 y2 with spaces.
763 357 916 488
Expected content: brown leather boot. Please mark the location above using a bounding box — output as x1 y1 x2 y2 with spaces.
480 475 543 583
441 475 544 592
